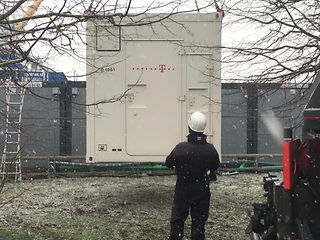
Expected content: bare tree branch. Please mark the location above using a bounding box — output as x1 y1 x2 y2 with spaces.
0 0 27 21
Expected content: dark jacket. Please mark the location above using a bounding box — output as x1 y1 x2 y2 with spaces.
165 133 220 189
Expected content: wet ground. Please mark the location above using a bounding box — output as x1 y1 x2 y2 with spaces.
0 172 266 240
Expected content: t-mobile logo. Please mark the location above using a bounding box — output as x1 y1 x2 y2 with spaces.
159 64 166 73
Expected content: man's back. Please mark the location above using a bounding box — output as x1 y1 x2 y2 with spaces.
166 112 220 240
165 133 220 186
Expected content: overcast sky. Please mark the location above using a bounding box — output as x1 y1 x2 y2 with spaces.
15 0 240 81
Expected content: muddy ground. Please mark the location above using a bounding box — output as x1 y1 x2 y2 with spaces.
0 171 267 240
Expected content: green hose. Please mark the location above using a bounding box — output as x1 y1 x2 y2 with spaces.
222 165 283 172
56 163 168 171
55 162 283 172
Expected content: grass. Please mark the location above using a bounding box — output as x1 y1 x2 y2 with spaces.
0 228 40 240
0 173 266 240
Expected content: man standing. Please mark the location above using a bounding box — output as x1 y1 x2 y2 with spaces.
165 112 220 240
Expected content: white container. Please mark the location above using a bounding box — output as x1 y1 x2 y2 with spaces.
86 13 223 162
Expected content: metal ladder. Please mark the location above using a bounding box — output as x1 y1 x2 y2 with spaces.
0 79 25 181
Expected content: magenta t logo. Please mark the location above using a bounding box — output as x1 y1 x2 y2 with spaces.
132 64 174 72
159 64 166 73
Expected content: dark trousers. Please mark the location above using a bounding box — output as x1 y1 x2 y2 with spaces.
169 187 210 240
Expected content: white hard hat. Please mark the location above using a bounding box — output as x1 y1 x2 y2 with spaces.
188 112 206 132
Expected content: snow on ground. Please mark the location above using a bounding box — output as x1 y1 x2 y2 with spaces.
0 172 267 240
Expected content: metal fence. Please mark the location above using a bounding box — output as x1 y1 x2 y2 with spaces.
0 81 86 159
221 83 306 165
0 82 307 171
12 153 283 180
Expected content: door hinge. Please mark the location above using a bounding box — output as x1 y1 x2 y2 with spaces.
177 95 185 101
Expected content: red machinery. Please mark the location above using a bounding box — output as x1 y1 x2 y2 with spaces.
245 80 320 239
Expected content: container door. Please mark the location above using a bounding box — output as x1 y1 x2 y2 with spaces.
125 40 182 156
186 54 213 140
